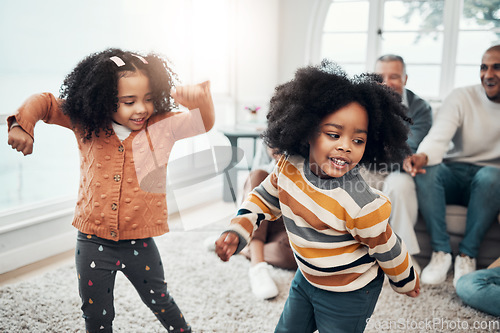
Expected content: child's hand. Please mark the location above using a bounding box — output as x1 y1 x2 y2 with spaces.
403 271 420 297
171 80 212 110
8 126 34 156
215 232 239 262
405 288 420 298
171 81 215 131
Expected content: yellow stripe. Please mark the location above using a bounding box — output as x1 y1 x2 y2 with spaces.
382 253 409 276
279 188 348 233
247 193 277 220
350 201 391 229
230 217 253 236
282 162 353 222
282 161 390 230
291 241 360 258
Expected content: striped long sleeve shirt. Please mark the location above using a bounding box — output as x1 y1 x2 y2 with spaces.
227 155 419 293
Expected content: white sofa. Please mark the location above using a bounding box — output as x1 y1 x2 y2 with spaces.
414 205 500 268
360 169 500 268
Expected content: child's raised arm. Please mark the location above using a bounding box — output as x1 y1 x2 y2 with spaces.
8 126 34 156
171 81 215 132
7 93 71 155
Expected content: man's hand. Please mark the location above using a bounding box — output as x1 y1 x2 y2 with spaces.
403 153 428 177
8 126 34 156
171 81 215 132
215 232 239 262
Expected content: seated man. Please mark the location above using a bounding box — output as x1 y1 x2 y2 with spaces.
404 44 500 287
364 54 432 272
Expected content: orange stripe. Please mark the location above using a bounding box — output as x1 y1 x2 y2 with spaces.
230 217 254 236
381 253 409 276
281 162 353 223
348 200 391 230
282 160 391 231
291 241 360 258
302 270 363 287
355 225 392 249
279 189 348 233
247 193 277 220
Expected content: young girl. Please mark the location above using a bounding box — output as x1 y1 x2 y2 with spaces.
216 61 420 333
7 48 215 333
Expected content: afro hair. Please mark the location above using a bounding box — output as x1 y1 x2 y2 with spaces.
262 60 412 168
59 48 178 141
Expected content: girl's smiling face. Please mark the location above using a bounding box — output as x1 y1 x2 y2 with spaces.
113 71 154 131
308 102 368 178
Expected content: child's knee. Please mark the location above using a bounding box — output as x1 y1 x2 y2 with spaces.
473 166 500 189
455 272 479 304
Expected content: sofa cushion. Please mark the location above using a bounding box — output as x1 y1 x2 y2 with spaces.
445 205 467 234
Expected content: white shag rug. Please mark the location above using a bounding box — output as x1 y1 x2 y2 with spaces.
1 229 498 333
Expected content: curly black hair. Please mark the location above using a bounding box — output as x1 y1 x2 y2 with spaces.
263 60 412 167
59 48 178 141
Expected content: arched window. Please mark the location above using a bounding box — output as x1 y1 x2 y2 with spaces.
313 0 499 101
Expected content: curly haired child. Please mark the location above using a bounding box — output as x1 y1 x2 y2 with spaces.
7 48 215 333
215 60 420 333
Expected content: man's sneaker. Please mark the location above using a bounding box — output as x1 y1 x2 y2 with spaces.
421 251 452 285
248 262 279 300
453 255 476 288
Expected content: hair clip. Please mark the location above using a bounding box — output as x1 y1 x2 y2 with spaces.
110 56 126 67
132 54 148 64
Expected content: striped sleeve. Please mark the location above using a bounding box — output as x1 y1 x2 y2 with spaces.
346 195 419 293
225 156 285 252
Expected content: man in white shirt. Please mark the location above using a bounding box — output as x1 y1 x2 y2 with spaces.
404 44 500 287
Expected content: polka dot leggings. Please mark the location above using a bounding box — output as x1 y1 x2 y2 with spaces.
75 232 191 333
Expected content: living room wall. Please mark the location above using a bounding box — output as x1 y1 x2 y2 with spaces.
0 0 322 274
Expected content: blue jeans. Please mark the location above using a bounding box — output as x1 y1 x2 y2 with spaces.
275 269 383 333
455 267 500 317
415 162 500 257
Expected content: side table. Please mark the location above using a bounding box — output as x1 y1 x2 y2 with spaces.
219 125 265 202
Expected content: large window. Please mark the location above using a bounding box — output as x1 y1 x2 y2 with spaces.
319 0 500 101
0 0 233 212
